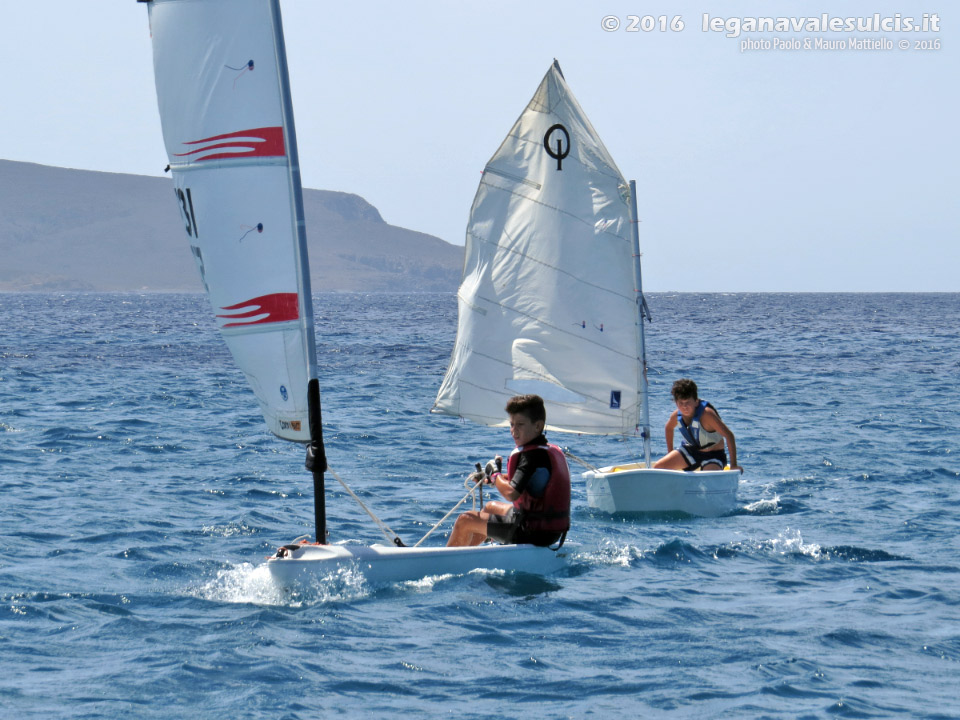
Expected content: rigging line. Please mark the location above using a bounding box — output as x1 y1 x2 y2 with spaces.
327 465 405 547
563 448 600 473
476 174 630 241
413 475 486 548
473 181 624 241
467 227 634 303
463 292 637 362
451 347 641 416
456 258 634 355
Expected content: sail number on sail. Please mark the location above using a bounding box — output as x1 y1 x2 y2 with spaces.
176 187 199 238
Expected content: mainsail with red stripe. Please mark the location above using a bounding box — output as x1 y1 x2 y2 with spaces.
144 0 317 442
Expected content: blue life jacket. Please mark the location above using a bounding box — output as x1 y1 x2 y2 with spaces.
677 400 719 448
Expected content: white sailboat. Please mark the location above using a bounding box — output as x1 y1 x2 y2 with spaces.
433 60 741 517
140 0 563 585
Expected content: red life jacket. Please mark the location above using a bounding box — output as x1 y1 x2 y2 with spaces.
507 442 571 533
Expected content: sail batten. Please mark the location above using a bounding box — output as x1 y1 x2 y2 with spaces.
167 157 290 173
145 0 317 443
434 62 644 436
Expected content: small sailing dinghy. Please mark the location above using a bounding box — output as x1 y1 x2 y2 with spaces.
140 0 563 585
433 60 741 517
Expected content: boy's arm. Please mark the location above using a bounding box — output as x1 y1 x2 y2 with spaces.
703 408 739 470
493 472 520 502
488 454 521 502
664 410 678 453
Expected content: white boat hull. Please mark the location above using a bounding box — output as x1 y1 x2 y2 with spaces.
266 541 565 586
584 463 741 517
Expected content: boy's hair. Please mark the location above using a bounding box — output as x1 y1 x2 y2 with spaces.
505 394 546 425
671 378 699 401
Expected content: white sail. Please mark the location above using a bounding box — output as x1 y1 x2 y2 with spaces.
433 61 641 435
145 0 315 442
140 1 571 575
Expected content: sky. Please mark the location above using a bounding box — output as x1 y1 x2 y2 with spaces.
2 1 956 292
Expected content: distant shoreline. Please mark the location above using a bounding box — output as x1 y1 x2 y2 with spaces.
0 160 463 294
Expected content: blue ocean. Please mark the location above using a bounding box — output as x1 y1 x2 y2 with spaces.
2 292 958 719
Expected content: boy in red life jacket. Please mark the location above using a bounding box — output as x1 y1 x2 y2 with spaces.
446 394 570 547
653 378 741 472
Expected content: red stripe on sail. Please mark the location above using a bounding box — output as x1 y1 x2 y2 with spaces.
217 293 299 328
175 127 285 161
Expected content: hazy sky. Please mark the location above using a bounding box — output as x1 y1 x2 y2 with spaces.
2 1 956 291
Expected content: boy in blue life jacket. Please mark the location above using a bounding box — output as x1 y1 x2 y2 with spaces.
653 378 741 472
446 394 570 548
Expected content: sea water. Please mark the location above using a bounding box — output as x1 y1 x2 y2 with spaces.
1 292 958 719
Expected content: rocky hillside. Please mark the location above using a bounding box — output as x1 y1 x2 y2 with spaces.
0 160 462 292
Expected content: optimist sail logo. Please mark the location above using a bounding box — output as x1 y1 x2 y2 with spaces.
217 293 299 328
543 124 570 171
175 127 285 162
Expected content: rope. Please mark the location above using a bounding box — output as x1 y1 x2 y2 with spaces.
328 465 405 547
465 469 484 511
413 474 486 548
562 448 600 473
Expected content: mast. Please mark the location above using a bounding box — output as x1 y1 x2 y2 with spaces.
629 180 652 467
142 0 328 542
267 0 327 543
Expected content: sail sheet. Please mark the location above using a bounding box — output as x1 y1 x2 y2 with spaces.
433 61 641 435
145 0 314 442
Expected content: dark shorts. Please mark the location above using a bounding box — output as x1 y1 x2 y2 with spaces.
678 444 727 471
486 508 562 547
